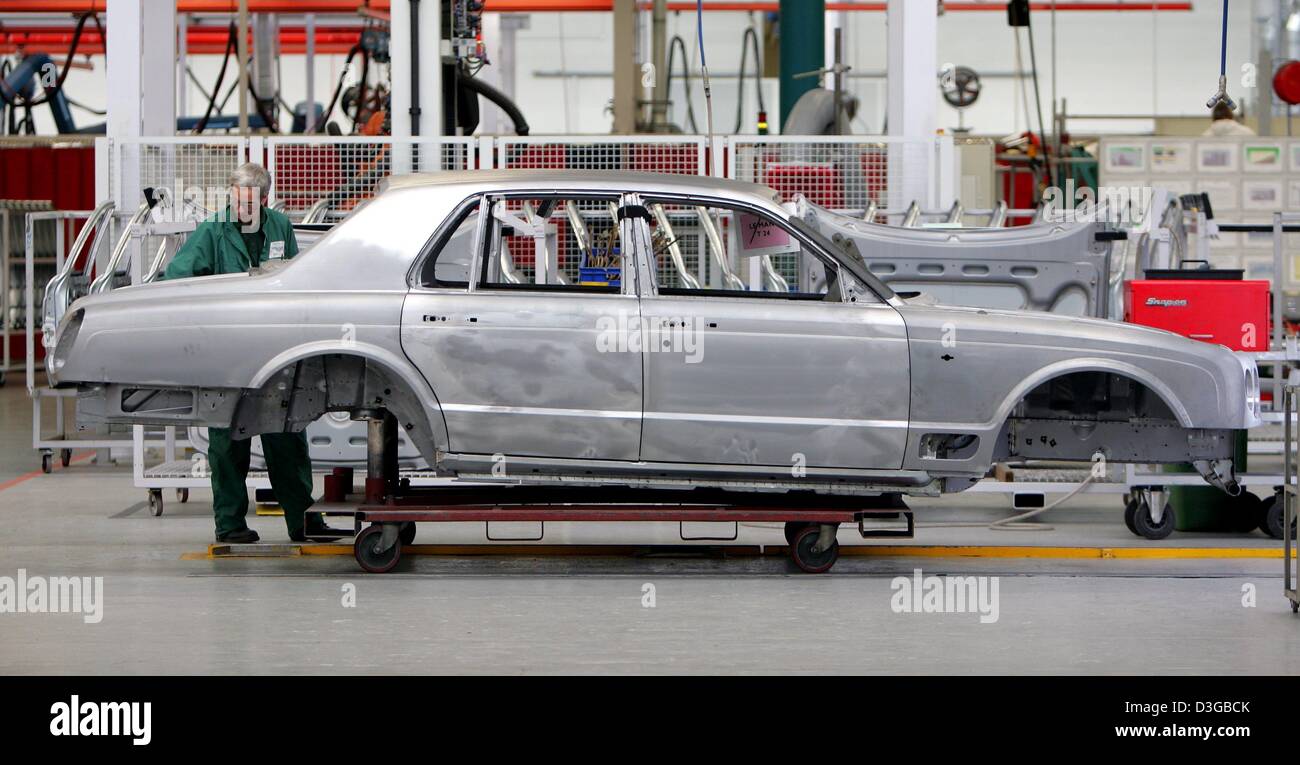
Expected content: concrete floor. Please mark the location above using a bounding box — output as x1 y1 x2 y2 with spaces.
1 378 1298 675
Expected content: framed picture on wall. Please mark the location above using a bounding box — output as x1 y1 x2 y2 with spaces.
1240 216 1280 249
1149 142 1192 174
1242 180 1284 211
1241 254 1276 281
1243 143 1284 172
1154 179 1194 197
1104 143 1146 173
1197 143 1238 173
1197 178 1239 211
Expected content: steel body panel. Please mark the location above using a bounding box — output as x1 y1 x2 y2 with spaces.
49 170 1258 494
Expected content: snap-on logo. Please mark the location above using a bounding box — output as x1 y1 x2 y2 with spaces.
1145 297 1188 307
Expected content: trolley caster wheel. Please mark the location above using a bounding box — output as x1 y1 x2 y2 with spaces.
355 524 401 573
1292 601 1299 614
1259 494 1295 540
399 522 416 546
1122 498 1140 535
176 488 189 504
1130 500 1174 540
1228 491 1265 534
41 452 52 474
148 489 164 517
0 370 7 386
60 449 71 467
783 521 811 547
790 525 839 574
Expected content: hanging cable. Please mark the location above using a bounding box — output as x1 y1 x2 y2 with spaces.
1206 0 1236 110
696 0 716 168
314 44 366 133
192 22 238 134
1022 12 1053 189
733 24 766 134
664 35 699 133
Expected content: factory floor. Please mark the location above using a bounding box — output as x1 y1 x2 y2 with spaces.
1 378 1297 675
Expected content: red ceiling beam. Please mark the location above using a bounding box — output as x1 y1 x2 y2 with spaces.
0 0 1193 12
0 1 386 12
0 26 363 56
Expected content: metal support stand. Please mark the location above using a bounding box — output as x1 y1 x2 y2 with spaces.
364 410 398 503
1285 382 1299 613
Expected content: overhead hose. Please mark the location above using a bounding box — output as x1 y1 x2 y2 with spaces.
315 44 366 133
13 11 95 109
664 35 698 133
733 25 765 134
461 75 530 136
192 22 238 134
1219 0 1229 80
1021 11 1053 189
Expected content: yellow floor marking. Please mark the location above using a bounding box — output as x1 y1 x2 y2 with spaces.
183 543 1297 561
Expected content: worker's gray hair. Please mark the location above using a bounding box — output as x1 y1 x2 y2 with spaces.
227 162 272 195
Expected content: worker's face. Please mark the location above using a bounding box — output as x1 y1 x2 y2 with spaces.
230 185 265 231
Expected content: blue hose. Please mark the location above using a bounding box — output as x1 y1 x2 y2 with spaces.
1216 0 1227 76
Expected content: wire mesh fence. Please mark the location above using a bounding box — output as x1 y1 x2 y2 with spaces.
110 137 248 214
266 137 476 222
727 136 942 216
496 136 707 176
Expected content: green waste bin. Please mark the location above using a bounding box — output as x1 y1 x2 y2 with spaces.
1167 431 1258 532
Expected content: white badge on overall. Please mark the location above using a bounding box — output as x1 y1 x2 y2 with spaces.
269 240 285 259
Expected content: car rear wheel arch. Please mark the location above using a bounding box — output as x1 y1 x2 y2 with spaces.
232 351 450 462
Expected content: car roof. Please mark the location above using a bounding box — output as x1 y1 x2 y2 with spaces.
382 169 781 202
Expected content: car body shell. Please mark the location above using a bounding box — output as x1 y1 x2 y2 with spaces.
50 170 1260 495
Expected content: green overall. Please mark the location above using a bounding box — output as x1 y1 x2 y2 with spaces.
162 206 313 537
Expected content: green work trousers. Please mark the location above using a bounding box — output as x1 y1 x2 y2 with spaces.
207 428 315 536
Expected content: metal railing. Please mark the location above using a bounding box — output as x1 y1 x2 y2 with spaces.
1284 378 1299 613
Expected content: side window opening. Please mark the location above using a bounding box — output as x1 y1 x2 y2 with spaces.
477 194 623 294
643 199 841 301
419 199 481 288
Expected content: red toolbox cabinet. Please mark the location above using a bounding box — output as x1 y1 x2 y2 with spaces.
1123 278 1270 351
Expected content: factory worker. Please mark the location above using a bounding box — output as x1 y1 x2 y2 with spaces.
162 162 346 544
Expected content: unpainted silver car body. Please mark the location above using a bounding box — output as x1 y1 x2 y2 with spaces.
49 170 1260 497
796 197 1117 317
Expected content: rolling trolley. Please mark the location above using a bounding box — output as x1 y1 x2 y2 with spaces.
329 413 915 574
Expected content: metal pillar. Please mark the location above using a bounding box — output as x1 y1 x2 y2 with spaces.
779 0 824 130
612 0 638 133
237 0 249 133
647 0 668 131
886 0 937 210
305 14 316 132
106 0 175 208
391 1 443 172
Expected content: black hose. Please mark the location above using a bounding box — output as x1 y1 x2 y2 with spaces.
1021 14 1053 188
461 75 529 136
192 22 238 134
733 25 765 133
243 75 280 132
664 35 698 133
5 10 97 125
0 59 9 133
315 44 364 133
352 40 370 128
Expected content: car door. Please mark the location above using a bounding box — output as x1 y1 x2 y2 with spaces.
637 196 911 471
400 191 647 461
